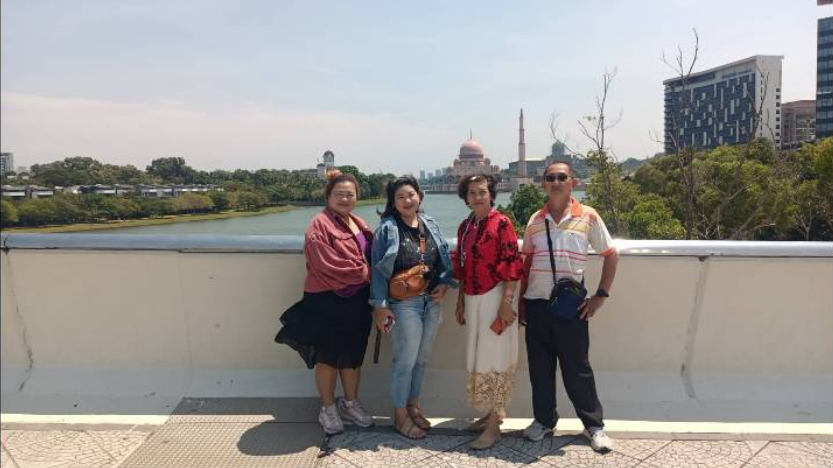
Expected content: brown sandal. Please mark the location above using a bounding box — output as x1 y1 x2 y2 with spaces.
407 404 431 430
394 417 426 439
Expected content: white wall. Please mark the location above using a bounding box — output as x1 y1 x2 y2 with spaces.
1 236 831 424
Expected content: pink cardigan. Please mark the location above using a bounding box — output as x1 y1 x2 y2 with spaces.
303 209 372 293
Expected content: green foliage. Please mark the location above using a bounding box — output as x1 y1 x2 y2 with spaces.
626 138 833 240
499 183 547 236
623 195 685 240
16 199 59 226
233 191 266 210
585 171 641 237
146 157 196 184
172 193 214 214
1 199 19 226
207 190 231 211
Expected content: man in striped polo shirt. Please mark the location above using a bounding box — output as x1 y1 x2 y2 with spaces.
518 161 619 452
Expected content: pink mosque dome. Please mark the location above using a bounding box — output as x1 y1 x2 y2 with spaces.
459 139 484 159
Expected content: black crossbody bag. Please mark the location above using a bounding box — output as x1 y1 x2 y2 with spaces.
545 219 588 320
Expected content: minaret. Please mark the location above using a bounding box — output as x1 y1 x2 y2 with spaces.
518 109 527 177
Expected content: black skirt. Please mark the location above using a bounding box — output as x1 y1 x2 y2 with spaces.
278 285 372 370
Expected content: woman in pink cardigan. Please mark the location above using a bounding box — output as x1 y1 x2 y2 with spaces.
303 170 375 435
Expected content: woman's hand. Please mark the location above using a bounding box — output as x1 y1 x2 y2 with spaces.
455 298 466 325
430 283 450 302
498 299 516 328
374 308 395 332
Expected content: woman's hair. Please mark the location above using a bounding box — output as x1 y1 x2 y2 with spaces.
324 169 360 200
456 174 497 207
378 175 424 218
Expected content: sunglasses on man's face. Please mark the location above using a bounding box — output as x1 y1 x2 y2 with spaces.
545 173 571 183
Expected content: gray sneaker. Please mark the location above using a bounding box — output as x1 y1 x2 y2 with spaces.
336 397 374 428
583 427 614 452
319 404 344 435
523 420 553 442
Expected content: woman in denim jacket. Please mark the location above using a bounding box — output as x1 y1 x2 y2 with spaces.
370 175 456 439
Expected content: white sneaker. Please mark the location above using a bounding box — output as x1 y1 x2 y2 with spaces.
319 404 344 435
583 427 614 452
523 420 553 442
336 397 374 428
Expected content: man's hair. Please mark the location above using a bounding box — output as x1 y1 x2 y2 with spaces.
456 174 497 207
543 160 575 177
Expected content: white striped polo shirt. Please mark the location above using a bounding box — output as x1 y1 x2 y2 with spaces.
521 198 616 300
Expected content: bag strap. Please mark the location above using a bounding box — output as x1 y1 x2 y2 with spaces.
417 217 427 264
544 216 558 286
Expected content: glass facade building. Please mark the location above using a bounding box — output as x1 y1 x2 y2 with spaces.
664 56 783 153
817 16 833 140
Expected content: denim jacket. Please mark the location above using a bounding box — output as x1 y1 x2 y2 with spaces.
369 213 457 309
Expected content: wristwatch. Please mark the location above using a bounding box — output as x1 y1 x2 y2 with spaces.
595 288 610 298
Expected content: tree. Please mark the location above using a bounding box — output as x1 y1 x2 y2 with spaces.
51 194 84 224
172 193 214 214
623 195 685 240
207 191 231 211
1 199 19 226
16 199 58 226
585 174 642 237
233 191 266 210
500 183 547 235
146 157 196 184
136 198 175 218
550 68 626 235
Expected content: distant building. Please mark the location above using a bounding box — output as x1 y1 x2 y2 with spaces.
446 136 500 179
0 152 14 175
818 15 833 140
420 170 426 181
318 150 336 179
664 55 783 152
1 185 27 199
28 186 54 199
782 100 817 150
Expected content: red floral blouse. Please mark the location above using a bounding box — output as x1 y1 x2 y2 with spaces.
452 209 524 296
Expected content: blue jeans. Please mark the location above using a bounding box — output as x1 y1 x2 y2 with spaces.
389 295 442 408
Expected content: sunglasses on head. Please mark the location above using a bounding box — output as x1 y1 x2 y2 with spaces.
545 173 571 183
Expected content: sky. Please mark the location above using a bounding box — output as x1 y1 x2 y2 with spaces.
1 0 829 175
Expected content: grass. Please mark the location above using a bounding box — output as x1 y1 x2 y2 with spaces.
2 205 297 233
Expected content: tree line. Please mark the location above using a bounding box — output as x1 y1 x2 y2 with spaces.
501 138 833 241
1 157 395 228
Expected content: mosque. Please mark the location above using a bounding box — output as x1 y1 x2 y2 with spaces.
425 134 508 193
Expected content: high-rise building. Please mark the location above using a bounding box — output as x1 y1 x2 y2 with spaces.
817 15 833 140
663 55 783 153
782 100 817 150
420 170 426 181
0 152 14 175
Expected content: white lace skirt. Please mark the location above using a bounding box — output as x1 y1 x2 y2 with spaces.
464 283 519 416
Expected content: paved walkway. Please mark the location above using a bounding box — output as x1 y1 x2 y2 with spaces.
2 398 831 468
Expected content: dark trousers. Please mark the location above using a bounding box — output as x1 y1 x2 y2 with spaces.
525 298 604 430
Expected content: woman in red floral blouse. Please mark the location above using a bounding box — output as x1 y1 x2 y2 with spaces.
452 174 524 450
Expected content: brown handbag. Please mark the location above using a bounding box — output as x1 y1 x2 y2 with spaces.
388 220 430 300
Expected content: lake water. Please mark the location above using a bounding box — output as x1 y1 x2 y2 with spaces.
92 191 584 236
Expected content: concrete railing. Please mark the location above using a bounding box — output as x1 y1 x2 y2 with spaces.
1 234 832 425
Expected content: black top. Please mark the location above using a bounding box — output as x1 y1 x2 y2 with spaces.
393 214 441 292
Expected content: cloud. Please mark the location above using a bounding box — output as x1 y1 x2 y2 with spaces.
0 92 459 174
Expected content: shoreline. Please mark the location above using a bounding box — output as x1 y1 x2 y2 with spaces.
0 197 386 234
1 205 297 233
